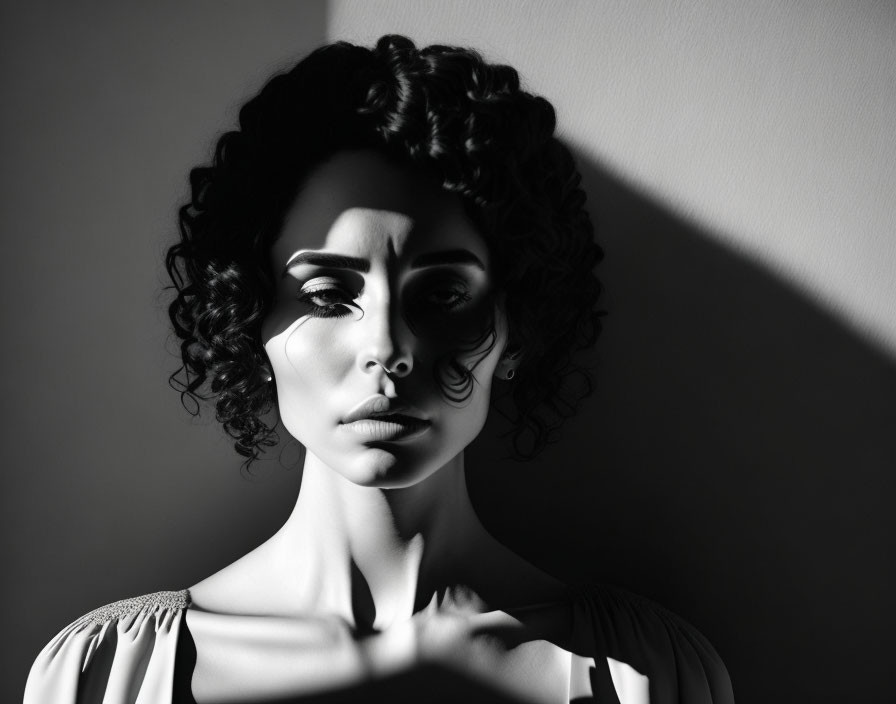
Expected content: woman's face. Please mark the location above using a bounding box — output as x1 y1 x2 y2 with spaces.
262 150 508 488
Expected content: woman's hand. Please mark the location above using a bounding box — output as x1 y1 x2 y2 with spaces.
359 588 515 677
358 587 548 702
411 588 525 669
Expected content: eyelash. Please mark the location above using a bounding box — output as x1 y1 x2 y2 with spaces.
296 282 473 318
298 284 355 319
423 287 472 310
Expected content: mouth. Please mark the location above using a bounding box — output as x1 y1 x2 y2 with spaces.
340 395 431 442
340 394 432 440
340 414 432 442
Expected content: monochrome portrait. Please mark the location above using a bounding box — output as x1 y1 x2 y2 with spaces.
5 3 894 703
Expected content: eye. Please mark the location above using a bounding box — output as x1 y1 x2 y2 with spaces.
297 277 357 318
421 282 473 311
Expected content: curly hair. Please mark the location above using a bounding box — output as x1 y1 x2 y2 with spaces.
165 34 603 466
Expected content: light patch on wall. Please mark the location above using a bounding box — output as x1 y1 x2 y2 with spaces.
329 0 896 355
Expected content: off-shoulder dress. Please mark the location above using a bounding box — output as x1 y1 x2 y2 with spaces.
24 585 733 704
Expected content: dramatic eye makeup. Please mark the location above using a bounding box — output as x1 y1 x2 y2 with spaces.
281 247 488 321
297 276 360 319
422 282 473 311
406 274 476 313
282 253 366 319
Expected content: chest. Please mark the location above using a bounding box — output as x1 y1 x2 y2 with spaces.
184 608 574 703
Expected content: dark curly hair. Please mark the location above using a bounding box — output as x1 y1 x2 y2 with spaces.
165 34 603 466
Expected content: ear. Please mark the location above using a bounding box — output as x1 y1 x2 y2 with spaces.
492 292 522 379
493 345 524 381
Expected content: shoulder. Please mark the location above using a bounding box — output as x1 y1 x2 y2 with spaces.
567 583 735 704
24 589 190 704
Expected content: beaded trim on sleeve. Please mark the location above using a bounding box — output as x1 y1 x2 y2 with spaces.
81 589 191 626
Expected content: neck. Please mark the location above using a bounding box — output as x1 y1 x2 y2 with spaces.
276 450 484 632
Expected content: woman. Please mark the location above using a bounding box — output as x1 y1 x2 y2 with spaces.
24 36 733 704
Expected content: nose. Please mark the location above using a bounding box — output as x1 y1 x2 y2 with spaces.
356 291 413 378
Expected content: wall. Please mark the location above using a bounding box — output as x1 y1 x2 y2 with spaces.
328 2 896 702
3 2 894 703
1 2 327 700
330 0 896 355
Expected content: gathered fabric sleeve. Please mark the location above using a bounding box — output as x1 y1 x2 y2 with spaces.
566 584 734 704
24 590 190 704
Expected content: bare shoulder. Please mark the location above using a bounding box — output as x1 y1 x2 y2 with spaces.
187 533 307 616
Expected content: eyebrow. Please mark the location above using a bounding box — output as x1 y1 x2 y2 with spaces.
282 252 370 277
410 249 485 270
282 248 486 277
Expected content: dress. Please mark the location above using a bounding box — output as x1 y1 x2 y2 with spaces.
24 585 734 704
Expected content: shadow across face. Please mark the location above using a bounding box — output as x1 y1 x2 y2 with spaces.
262 150 508 489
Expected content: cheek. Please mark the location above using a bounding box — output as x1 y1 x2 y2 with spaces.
456 301 508 382
410 299 503 389
437 315 506 442
406 294 495 345
264 320 353 428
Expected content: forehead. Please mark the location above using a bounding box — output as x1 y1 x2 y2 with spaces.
271 150 488 267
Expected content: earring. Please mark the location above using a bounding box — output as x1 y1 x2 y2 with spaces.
496 348 521 381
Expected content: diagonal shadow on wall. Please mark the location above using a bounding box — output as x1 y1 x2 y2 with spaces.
468 150 896 704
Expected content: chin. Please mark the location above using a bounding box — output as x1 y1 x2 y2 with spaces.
339 445 448 489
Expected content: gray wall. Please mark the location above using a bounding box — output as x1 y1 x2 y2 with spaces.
332 2 896 701
3 2 894 703
1 2 326 700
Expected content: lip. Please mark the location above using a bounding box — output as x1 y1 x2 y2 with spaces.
340 395 431 442
342 395 427 424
